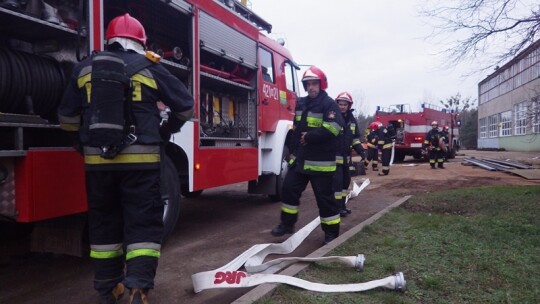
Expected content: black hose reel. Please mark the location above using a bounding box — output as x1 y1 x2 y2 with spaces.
0 47 65 118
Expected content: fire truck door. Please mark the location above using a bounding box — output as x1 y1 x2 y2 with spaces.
259 46 280 131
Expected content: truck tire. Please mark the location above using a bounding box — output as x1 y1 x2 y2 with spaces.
447 147 456 159
162 155 181 244
268 146 289 202
394 151 406 162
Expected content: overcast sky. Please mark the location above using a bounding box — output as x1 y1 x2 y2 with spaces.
248 0 482 115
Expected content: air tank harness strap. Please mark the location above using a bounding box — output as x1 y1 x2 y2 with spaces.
101 56 156 160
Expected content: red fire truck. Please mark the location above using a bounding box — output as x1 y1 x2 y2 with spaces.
374 103 460 162
0 0 298 247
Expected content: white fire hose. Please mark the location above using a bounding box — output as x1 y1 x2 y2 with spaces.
191 179 406 294
389 141 396 166
344 178 370 204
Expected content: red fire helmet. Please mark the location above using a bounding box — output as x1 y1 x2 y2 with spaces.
105 13 147 46
335 92 353 105
301 66 328 91
369 121 382 131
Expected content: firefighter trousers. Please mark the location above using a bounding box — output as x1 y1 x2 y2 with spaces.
380 147 392 175
332 164 351 210
366 147 379 169
280 168 340 235
428 148 444 167
86 169 163 297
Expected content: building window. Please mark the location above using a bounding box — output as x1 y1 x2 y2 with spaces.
479 43 540 104
499 111 512 136
479 117 487 138
533 99 540 133
514 102 528 135
488 114 498 137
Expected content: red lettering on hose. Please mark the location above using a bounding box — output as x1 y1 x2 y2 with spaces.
214 271 247 285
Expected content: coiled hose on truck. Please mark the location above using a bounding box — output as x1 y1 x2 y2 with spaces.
0 47 65 118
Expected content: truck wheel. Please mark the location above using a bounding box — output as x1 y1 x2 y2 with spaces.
448 148 456 159
268 146 289 202
162 155 181 244
394 151 406 162
181 184 203 198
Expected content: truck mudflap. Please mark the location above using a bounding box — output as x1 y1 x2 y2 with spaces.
0 158 17 219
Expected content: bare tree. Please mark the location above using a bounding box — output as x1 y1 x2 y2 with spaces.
351 90 368 116
439 92 476 114
420 0 540 72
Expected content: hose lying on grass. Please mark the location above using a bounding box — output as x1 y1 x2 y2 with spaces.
191 179 406 293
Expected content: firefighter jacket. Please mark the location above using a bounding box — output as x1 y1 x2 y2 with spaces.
58 49 194 170
423 129 441 149
290 90 344 175
376 125 395 151
366 129 379 149
440 130 450 144
341 110 365 159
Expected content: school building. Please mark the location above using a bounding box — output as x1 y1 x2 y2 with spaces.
478 40 540 151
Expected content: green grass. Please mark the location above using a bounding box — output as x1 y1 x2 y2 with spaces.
255 185 540 304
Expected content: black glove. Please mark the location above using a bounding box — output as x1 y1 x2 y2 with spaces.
159 122 173 142
167 115 186 134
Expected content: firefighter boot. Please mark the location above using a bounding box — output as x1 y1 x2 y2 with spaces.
271 223 295 237
129 288 149 304
323 230 339 245
322 224 340 245
339 200 350 217
99 282 125 304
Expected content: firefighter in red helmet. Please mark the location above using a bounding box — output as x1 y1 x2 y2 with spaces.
423 121 444 168
333 92 365 217
105 13 147 54
58 13 194 304
271 66 345 245
365 121 382 171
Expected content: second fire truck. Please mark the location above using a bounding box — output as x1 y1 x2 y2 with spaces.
374 103 460 162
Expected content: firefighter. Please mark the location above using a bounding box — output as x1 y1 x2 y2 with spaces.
365 121 381 171
377 122 396 176
334 92 365 217
270 66 345 245
440 125 450 162
58 14 194 304
423 121 445 169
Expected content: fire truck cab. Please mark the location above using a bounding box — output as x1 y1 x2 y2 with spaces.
375 103 460 162
0 0 299 247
